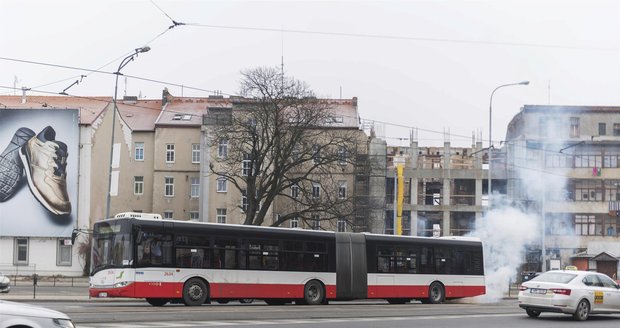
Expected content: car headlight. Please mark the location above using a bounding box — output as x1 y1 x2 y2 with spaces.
53 318 75 328
114 281 130 288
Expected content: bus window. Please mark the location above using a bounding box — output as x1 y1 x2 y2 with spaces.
280 241 303 271
176 248 210 268
137 232 173 267
419 247 435 274
214 239 239 269
407 250 418 273
377 248 393 273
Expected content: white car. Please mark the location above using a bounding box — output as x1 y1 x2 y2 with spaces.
0 300 75 328
0 273 9 293
518 270 620 321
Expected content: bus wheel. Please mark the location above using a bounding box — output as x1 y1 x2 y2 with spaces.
304 280 325 305
428 282 444 304
146 298 169 306
183 278 208 306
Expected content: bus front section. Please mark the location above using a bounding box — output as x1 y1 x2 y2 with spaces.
89 219 136 298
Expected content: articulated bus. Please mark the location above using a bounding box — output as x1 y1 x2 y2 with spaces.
89 213 485 306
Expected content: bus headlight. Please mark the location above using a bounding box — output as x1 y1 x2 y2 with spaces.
114 281 131 288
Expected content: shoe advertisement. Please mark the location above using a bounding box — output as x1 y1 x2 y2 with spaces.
0 109 78 237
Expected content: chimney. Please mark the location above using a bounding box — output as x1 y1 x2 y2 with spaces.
21 86 27 104
162 88 172 107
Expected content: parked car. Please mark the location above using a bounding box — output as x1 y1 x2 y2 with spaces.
0 300 75 328
0 272 9 293
518 270 620 321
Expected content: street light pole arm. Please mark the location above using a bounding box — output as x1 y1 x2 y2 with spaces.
104 47 150 223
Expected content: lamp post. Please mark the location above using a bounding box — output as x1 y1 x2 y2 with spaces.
104 46 151 222
488 81 529 208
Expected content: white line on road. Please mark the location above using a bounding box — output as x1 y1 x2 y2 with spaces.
79 313 523 327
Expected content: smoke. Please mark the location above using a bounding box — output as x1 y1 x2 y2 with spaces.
467 205 539 302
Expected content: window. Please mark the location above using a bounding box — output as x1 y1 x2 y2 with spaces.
216 175 227 192
134 176 144 195
338 181 347 199
290 217 299 229
164 211 173 220
164 177 174 197
569 117 580 138
614 123 620 136
337 218 346 232
134 142 144 161
242 153 251 176
311 214 321 230
312 183 321 198
241 190 248 212
216 208 227 224
190 177 200 198
291 184 299 198
189 212 199 221
57 239 72 266
338 146 347 165
165 144 175 163
14 238 28 265
575 215 596 235
191 144 200 163
312 144 320 164
218 139 228 158
599 123 606 136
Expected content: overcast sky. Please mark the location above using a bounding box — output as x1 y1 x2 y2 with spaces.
1 0 618 147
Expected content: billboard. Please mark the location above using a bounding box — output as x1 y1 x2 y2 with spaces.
0 109 79 237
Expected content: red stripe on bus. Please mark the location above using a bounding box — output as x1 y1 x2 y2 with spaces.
90 283 484 300
91 282 338 299
368 285 485 299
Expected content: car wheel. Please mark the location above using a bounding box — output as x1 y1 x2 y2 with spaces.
525 309 541 318
183 278 208 306
239 299 254 304
428 282 445 304
573 299 590 321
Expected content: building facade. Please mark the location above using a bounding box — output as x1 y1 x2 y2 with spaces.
505 105 620 271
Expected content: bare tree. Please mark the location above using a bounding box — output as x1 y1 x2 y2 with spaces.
207 67 365 227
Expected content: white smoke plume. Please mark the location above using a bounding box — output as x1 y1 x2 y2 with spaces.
468 205 539 302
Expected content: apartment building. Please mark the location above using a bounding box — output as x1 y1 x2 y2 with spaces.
200 97 377 231
505 105 620 274
380 137 488 237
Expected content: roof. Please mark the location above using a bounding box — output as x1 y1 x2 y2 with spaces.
116 99 162 131
571 251 619 261
156 97 232 127
522 104 620 114
0 95 110 125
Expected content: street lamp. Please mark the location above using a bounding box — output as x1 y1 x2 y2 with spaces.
488 81 529 208
104 46 151 222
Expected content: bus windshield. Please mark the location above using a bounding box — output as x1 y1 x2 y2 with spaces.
91 220 133 275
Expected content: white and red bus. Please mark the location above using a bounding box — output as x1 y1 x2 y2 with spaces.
89 213 485 306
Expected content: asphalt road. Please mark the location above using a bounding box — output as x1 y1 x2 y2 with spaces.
20 300 620 328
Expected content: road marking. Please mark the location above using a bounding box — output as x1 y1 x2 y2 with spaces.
79 313 523 327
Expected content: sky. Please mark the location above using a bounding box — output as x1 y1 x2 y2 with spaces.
1 0 619 147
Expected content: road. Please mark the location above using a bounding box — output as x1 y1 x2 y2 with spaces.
20 300 620 328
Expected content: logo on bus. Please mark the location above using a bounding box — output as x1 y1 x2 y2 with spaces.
164 272 174 277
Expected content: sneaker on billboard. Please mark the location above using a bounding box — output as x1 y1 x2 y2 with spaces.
19 126 71 215
0 127 36 202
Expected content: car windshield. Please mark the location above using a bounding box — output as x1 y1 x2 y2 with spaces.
530 272 577 284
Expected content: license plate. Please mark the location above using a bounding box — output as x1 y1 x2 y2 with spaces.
99 292 108 297
529 288 547 294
